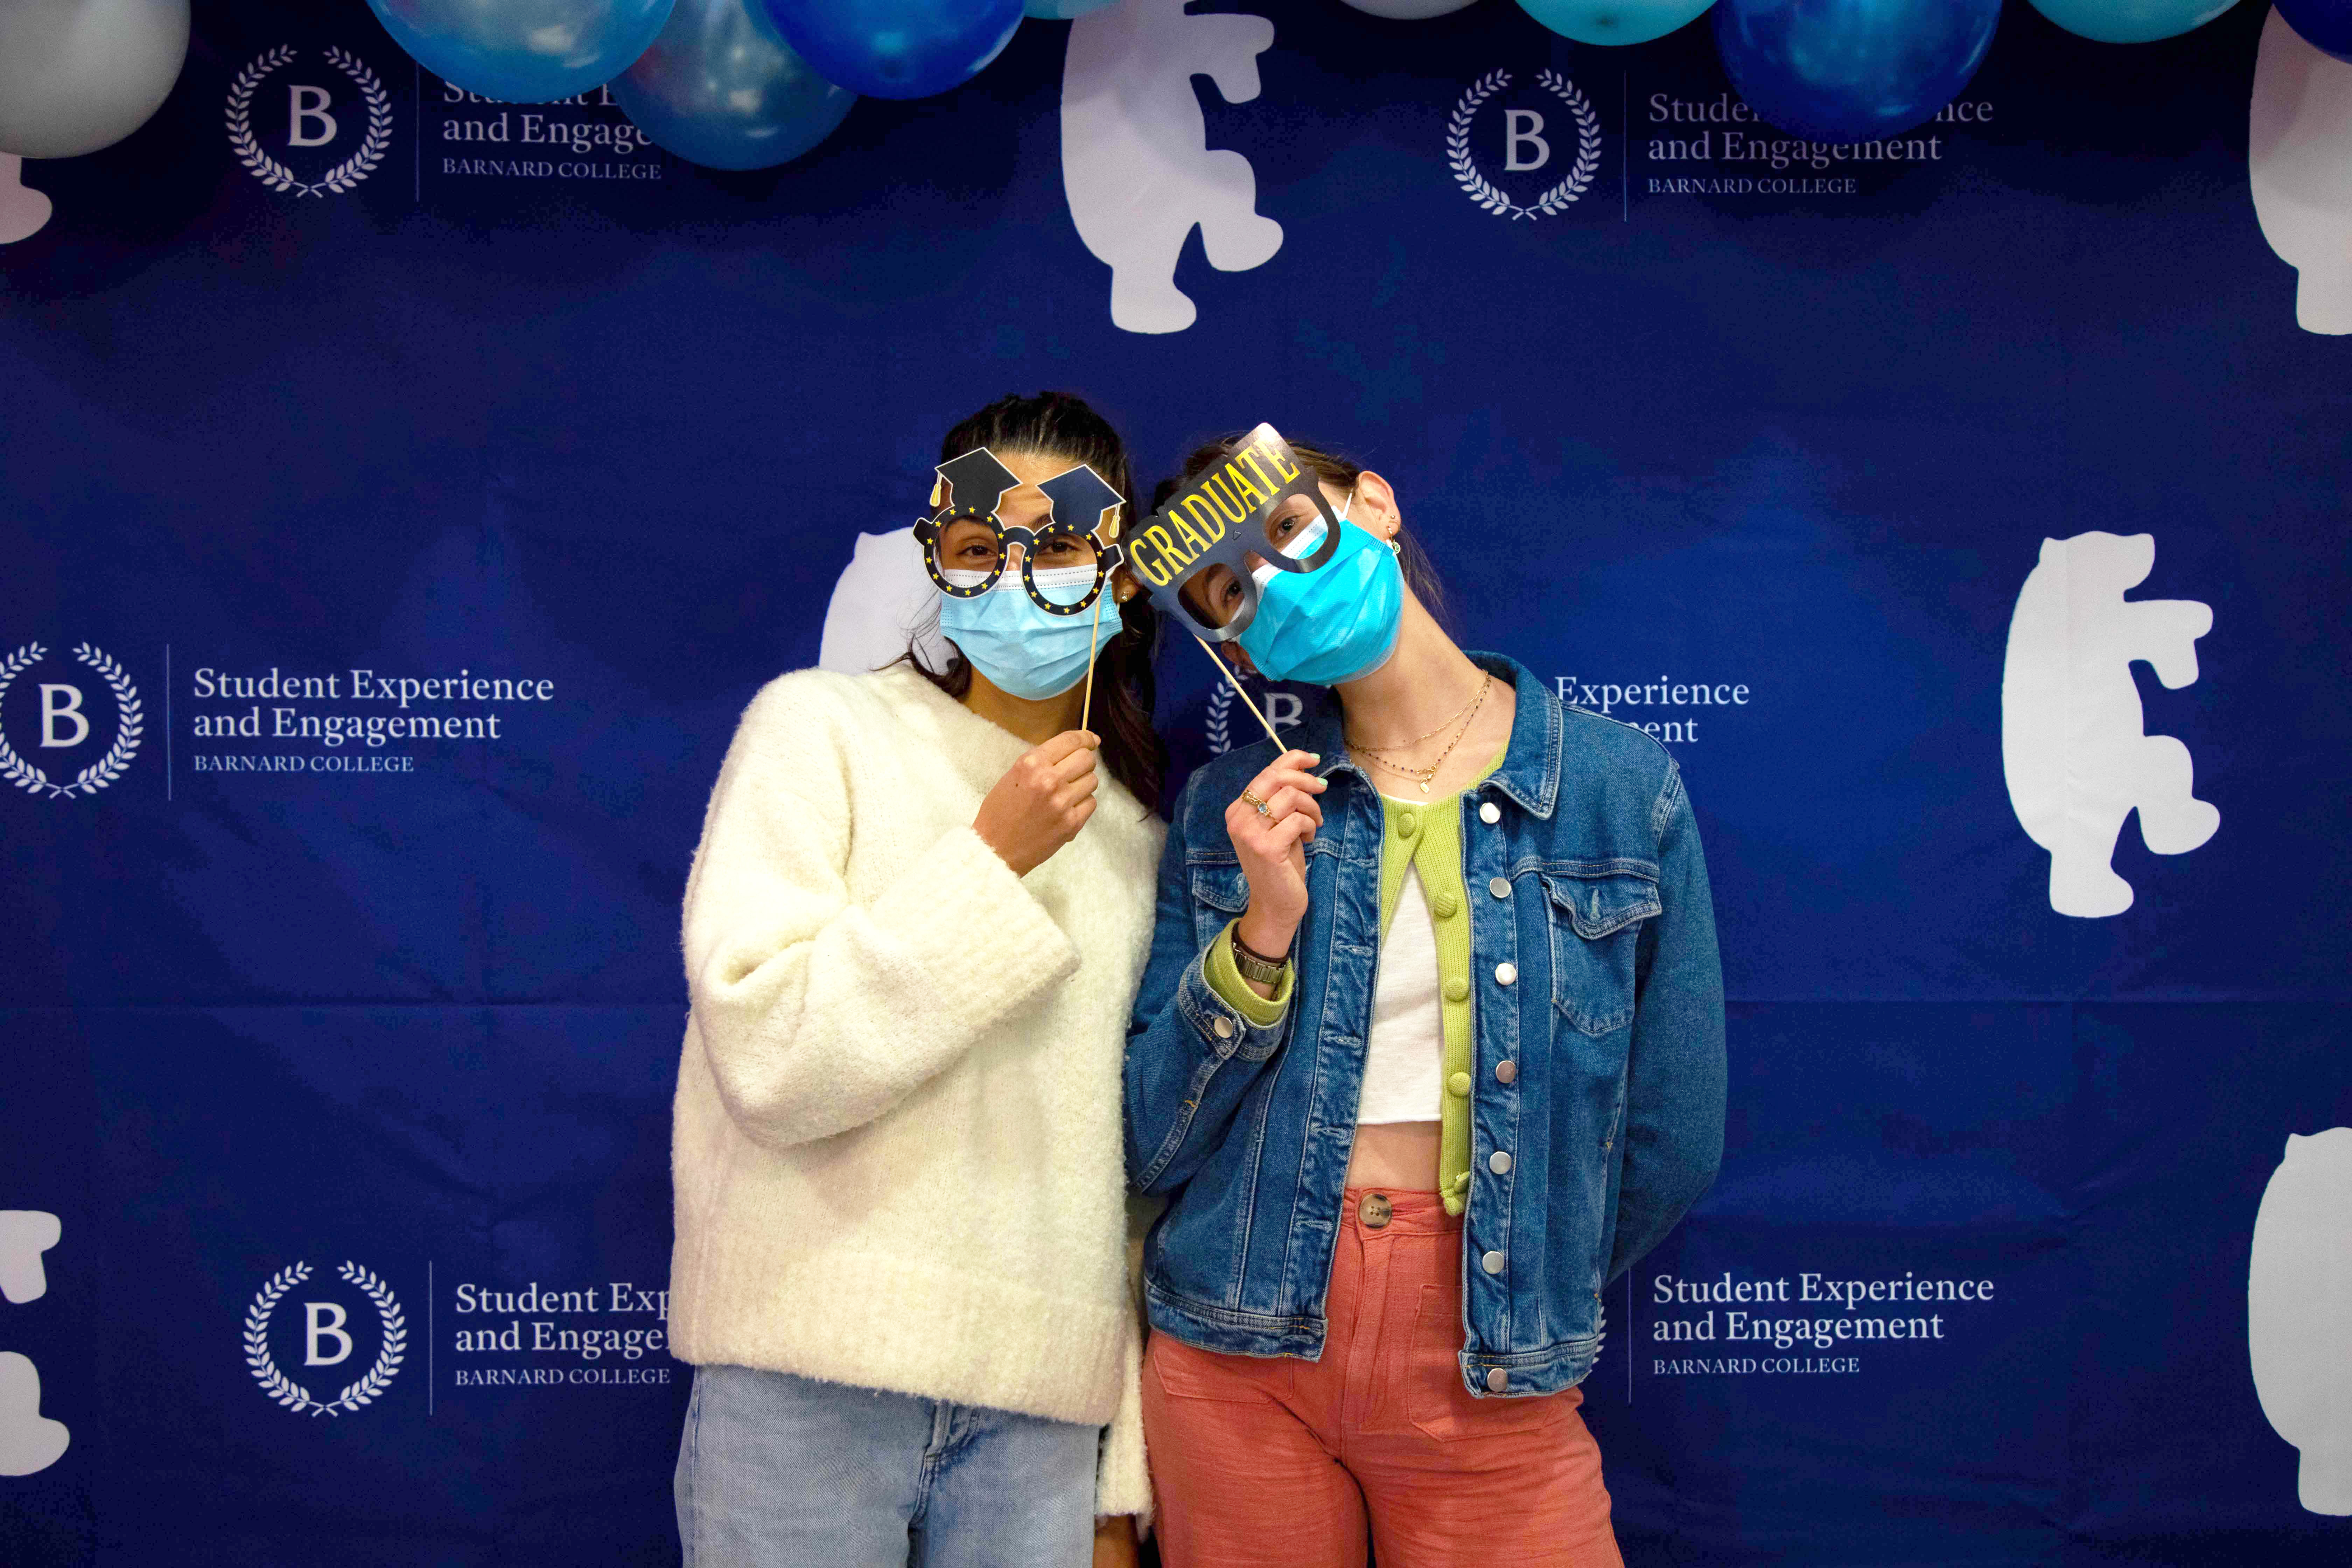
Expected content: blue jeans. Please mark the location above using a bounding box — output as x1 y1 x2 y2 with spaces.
674 1364 1099 1568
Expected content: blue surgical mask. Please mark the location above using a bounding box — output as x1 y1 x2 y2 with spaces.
937 566 1102 701
1235 496 1404 686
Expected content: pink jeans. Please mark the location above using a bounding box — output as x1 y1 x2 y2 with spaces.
1141 1188 1623 1568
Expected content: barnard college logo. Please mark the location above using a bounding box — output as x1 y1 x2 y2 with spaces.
1448 69 1601 221
244 1261 406 1417
0 642 141 800
1206 678 1308 756
226 46 393 198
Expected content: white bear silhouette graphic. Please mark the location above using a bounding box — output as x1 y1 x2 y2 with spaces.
0 1352 69 1477
2251 9 2352 335
2249 1127 2352 1516
2000 531 2218 918
0 1210 59 1304
1060 0 1284 334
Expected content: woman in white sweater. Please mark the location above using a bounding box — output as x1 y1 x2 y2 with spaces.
668 393 1168 1567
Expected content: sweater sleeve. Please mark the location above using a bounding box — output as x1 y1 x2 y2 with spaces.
681 679 1078 1150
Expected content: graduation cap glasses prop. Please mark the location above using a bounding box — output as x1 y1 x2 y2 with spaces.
915 445 1129 733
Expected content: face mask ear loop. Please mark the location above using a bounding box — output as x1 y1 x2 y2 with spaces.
1192 634 1284 748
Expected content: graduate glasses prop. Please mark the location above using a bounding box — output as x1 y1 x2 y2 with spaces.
913 445 1129 732
1129 424 1343 749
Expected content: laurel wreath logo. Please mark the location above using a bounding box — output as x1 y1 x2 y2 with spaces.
1207 679 1235 755
244 1261 406 1417
227 45 392 198
1447 68 1603 222
0 641 142 800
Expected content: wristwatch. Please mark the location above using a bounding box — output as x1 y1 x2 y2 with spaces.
1229 927 1290 987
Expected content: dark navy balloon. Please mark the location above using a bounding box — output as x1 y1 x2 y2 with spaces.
2277 0 2352 62
611 0 854 169
366 0 677 103
759 0 1023 99
1714 0 2002 145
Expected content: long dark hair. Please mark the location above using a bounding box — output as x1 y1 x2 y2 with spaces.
1154 433 1452 632
904 392 1169 812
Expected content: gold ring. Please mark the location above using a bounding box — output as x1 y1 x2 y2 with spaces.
1239 789 1273 818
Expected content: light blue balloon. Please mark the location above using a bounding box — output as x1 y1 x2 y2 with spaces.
1514 0 1713 46
1715 0 2001 145
2026 0 2239 44
1023 0 1119 19
366 0 677 103
610 0 853 168
759 0 1023 99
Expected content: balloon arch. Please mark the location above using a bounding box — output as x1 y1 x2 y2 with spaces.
4 0 2352 174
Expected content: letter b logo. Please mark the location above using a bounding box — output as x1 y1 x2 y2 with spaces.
287 85 337 148
303 1301 352 1366
37 685 87 749
1504 109 1549 172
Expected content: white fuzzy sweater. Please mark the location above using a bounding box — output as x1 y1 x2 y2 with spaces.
667 665 1164 1517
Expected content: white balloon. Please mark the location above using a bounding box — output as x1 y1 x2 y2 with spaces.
2251 8 2352 335
0 0 190 159
1336 0 1482 19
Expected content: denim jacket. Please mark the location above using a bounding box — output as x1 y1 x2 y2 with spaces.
1125 654 1725 1400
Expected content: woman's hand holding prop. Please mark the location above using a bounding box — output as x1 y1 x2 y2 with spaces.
975 730 1100 876
1227 749 1326 961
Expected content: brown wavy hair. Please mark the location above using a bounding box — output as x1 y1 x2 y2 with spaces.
903 392 1169 812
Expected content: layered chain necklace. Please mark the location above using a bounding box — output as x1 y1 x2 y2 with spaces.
1346 672 1492 794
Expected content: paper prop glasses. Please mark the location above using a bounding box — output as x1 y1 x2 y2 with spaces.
913 446 1127 617
1127 425 1342 643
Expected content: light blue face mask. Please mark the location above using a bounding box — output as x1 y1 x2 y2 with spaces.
1235 497 1404 687
937 566 1102 701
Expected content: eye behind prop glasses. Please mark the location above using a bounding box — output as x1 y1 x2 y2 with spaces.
1130 424 1345 748
913 447 1127 617
915 444 1131 732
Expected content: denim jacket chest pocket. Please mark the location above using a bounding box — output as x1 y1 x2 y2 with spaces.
1540 865 1662 1038
1188 861 1250 950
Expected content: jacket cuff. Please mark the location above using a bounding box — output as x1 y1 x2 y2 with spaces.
1179 944 1289 1063
1202 921 1293 1027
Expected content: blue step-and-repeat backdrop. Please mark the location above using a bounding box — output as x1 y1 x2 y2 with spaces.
4 1 2349 1563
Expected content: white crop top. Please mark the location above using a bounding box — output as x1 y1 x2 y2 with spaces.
1357 867 1444 1125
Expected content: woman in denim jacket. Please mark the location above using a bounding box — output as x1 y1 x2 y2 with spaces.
1125 433 1726 1567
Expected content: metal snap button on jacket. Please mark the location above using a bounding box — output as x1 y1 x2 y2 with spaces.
1479 801 1501 824
1212 1015 1234 1039
1358 1192 1393 1229
1494 1059 1517 1084
1494 962 1518 986
1485 1367 1509 1393
1488 1150 1513 1175
1482 1249 1507 1274
1488 876 1510 899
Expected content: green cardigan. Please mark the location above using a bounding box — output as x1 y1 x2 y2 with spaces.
1205 752 1501 1214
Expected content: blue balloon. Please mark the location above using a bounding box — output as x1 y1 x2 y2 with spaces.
1714 0 2001 145
610 0 854 168
1515 0 1713 46
759 0 1023 99
366 0 677 103
2277 0 2352 62
1023 0 1119 18
2026 0 2238 44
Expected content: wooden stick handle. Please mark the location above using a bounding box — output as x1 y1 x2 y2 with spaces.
1192 636 1283 748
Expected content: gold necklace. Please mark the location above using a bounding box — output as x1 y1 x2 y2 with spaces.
1349 673 1491 794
